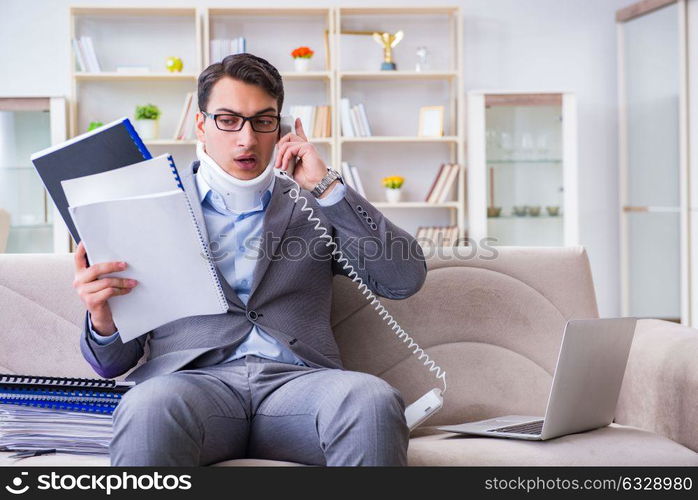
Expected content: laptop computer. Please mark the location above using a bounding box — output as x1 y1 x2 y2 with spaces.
437 317 637 441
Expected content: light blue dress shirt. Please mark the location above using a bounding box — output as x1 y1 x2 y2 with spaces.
88 168 347 368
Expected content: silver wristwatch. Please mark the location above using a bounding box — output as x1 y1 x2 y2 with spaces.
311 167 343 198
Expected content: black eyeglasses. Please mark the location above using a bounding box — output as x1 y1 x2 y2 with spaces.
201 111 280 133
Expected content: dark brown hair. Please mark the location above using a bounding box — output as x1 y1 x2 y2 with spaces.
197 53 284 118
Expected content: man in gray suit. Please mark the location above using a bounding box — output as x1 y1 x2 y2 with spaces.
72 53 427 466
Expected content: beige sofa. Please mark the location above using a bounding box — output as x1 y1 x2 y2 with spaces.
0 246 696 466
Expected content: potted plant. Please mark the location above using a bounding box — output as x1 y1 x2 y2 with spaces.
382 175 404 203
134 103 161 140
291 46 314 72
86 121 103 132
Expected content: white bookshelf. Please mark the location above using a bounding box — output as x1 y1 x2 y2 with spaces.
335 6 465 240
69 6 202 162
68 5 466 242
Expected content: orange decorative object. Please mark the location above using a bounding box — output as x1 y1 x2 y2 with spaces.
291 46 315 59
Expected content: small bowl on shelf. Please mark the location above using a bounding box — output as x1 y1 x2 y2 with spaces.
487 206 502 218
528 205 541 217
512 205 528 217
546 205 561 216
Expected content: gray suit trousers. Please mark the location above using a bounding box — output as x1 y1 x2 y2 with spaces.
110 355 409 466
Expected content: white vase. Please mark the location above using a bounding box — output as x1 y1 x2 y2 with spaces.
135 119 159 140
385 188 402 203
294 58 310 72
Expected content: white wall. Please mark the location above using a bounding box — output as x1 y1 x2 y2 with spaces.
0 0 628 316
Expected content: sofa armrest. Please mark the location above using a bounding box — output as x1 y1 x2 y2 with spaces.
615 319 698 452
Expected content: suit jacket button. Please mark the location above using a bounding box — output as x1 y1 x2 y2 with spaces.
247 310 258 321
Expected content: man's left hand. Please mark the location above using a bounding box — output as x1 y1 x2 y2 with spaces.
274 117 330 193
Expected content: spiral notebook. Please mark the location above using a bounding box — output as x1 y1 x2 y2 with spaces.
60 154 229 343
0 373 134 415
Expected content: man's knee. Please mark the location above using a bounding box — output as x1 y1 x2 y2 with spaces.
112 373 201 431
330 372 406 421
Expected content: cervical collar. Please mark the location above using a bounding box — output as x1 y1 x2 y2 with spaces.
196 141 275 213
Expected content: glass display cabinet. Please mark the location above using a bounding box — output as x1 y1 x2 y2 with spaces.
617 0 687 324
0 97 70 253
466 91 578 247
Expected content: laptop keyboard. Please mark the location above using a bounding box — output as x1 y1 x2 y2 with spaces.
488 419 544 435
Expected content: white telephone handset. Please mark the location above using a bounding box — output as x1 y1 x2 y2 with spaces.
277 115 447 430
274 114 297 179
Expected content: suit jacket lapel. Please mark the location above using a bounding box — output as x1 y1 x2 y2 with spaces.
180 161 246 310
248 173 296 299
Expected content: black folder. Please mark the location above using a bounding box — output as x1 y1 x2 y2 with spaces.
30 117 151 244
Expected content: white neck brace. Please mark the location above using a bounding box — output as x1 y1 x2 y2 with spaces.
196 141 275 213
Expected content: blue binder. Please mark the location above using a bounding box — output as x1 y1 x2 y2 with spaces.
0 373 134 415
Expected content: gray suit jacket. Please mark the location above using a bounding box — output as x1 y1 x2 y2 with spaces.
80 160 427 384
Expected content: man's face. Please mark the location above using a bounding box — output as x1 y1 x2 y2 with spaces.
195 76 279 181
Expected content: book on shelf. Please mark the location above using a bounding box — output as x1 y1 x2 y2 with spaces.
0 373 134 456
289 105 332 138
357 103 372 136
71 39 87 73
210 38 246 64
173 91 197 141
72 36 101 73
416 225 459 246
340 162 366 197
340 98 372 137
425 163 459 203
350 164 366 197
341 162 357 190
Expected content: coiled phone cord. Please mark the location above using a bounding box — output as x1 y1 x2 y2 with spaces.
280 173 447 396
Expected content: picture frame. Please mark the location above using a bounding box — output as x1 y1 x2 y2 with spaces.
418 105 444 137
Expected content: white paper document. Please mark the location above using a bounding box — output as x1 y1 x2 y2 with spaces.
61 154 228 343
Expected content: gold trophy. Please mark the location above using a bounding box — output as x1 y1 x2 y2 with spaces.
372 30 403 70
341 29 404 71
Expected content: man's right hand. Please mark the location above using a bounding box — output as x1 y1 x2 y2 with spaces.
73 241 138 336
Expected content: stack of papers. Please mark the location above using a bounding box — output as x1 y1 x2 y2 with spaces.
61 154 229 342
0 405 113 455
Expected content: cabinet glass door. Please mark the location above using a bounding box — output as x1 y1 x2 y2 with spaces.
619 1 685 322
484 95 565 246
0 98 68 253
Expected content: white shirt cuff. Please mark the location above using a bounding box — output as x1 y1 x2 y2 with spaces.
315 180 346 207
87 312 119 346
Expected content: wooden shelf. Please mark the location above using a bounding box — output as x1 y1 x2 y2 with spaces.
70 7 197 17
341 136 459 143
144 139 197 146
339 7 458 15
371 202 459 209
208 7 330 16
340 71 457 81
488 215 563 220
144 138 333 146
75 72 197 81
280 71 332 80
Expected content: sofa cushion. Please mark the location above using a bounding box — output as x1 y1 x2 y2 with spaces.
407 424 698 466
0 452 302 467
4 424 696 467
